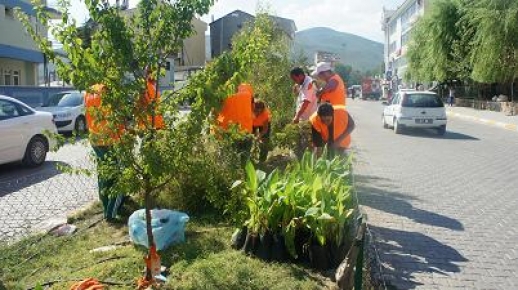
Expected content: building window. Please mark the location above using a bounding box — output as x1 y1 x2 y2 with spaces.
5 7 14 18
401 1 418 31
13 71 19 86
4 71 11 86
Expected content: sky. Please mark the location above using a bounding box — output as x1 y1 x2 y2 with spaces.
50 0 403 43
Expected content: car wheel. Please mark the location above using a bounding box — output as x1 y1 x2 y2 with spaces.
394 118 403 134
382 115 389 129
437 125 446 136
75 116 87 134
22 136 48 167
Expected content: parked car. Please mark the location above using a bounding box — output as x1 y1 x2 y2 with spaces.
382 91 447 135
0 95 57 167
38 91 87 133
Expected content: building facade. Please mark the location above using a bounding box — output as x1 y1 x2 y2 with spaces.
0 0 58 86
209 10 296 58
382 0 429 88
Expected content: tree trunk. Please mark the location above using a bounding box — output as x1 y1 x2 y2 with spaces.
145 186 155 281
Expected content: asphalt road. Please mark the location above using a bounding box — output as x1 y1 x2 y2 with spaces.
349 100 518 289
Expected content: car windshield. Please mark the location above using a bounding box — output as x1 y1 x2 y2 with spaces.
44 93 82 107
401 94 444 108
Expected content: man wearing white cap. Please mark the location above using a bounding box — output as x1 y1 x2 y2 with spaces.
313 62 347 106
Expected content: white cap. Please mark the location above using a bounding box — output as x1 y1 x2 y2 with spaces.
312 62 333 76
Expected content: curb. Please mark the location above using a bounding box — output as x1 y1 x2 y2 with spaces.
446 111 518 132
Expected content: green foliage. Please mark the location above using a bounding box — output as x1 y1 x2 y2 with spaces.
235 151 355 258
335 63 369 86
407 0 518 84
155 134 243 218
406 0 465 82
465 0 518 83
273 122 312 159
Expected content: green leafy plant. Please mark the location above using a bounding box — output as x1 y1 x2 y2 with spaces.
235 151 356 263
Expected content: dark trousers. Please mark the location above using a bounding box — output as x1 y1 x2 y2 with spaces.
253 125 271 162
92 146 125 220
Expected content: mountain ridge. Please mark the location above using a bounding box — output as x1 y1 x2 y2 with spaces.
294 27 384 71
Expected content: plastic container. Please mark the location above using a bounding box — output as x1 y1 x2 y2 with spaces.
128 209 189 250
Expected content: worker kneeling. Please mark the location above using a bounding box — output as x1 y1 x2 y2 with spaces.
310 103 355 158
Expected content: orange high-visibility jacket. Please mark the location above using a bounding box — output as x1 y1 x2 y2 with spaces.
310 105 351 148
253 108 271 128
84 84 124 146
321 74 347 106
136 78 164 130
217 90 253 134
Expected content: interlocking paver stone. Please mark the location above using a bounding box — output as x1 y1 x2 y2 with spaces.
0 144 97 242
349 101 518 289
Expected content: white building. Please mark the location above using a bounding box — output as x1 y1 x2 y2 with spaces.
0 0 59 86
381 0 430 88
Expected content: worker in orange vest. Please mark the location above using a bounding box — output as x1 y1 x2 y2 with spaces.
136 68 164 130
216 83 254 134
216 83 254 163
310 103 355 158
313 62 347 106
85 84 126 221
252 98 271 162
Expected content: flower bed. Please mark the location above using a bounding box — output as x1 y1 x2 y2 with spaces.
232 151 357 271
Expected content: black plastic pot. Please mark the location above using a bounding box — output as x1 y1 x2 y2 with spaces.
309 241 331 271
256 231 273 261
231 227 248 250
271 233 289 262
242 232 260 255
327 241 349 268
294 229 311 263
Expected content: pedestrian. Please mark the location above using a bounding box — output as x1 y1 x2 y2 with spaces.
252 98 271 162
448 87 455 107
290 67 318 123
84 84 126 221
310 103 355 158
313 62 347 106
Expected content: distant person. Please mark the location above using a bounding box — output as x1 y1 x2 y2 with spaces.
252 98 271 162
313 62 347 106
310 103 355 158
290 67 318 123
448 87 455 107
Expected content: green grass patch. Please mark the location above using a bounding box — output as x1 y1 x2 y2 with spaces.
0 203 335 290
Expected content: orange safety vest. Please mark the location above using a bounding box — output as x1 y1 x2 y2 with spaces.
136 79 164 130
216 92 253 134
321 74 347 106
84 84 124 146
310 105 351 148
253 108 271 128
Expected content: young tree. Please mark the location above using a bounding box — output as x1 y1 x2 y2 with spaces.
18 0 212 283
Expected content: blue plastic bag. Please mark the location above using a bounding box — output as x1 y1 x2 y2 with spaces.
128 209 189 250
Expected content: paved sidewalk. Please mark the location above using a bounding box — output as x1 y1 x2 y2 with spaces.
447 106 518 132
